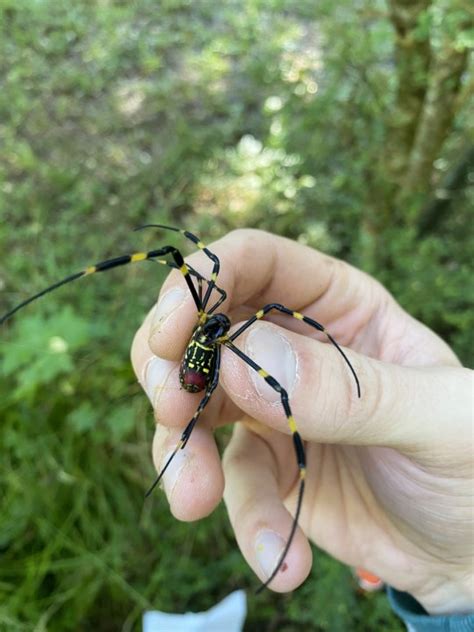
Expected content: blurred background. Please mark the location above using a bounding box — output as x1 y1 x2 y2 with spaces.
0 0 472 630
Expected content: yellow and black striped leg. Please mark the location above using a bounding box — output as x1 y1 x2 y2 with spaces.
184 262 227 311
197 274 204 305
207 289 226 314
0 246 203 324
148 259 227 316
229 303 361 398
134 224 221 312
224 340 306 593
145 346 221 498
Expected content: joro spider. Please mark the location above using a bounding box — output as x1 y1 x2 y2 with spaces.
1 224 361 592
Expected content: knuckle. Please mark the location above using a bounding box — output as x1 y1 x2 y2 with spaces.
227 227 264 242
226 228 268 262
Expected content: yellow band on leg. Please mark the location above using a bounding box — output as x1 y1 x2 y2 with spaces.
131 252 147 262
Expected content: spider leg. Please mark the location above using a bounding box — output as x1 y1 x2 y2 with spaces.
184 263 227 310
224 340 306 593
229 303 361 397
0 245 202 324
197 274 204 304
144 346 221 498
206 289 227 314
134 224 221 312
148 260 227 315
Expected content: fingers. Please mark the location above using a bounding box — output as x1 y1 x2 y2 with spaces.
132 309 227 522
151 423 224 521
148 228 389 361
223 421 312 591
219 321 473 451
132 312 204 426
131 312 241 428
148 277 202 361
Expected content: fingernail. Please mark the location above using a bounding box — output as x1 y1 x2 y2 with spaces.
255 529 286 578
143 356 176 407
161 448 188 501
152 287 187 333
246 325 297 401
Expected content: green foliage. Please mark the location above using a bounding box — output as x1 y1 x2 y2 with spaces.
2 307 104 402
0 0 471 630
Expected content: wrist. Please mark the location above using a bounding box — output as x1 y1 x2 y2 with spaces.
410 571 474 616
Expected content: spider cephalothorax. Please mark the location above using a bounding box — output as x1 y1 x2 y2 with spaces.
0 224 360 593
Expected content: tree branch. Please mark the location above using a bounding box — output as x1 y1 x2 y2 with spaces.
403 44 469 198
417 144 474 237
386 0 432 180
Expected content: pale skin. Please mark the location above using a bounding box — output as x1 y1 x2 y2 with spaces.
130 229 473 615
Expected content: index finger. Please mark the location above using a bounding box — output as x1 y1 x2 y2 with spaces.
148 228 384 361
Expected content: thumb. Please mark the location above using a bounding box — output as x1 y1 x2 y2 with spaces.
219 322 472 451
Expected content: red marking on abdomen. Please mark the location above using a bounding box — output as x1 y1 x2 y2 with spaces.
181 368 207 393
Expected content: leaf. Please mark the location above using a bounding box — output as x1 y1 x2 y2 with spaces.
66 402 97 435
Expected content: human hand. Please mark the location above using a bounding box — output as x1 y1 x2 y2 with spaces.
131 229 473 614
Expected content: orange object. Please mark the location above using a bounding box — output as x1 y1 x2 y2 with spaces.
355 568 384 592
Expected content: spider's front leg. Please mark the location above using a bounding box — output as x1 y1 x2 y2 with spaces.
0 245 202 324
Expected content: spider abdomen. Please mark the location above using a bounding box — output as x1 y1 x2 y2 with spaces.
179 334 216 393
